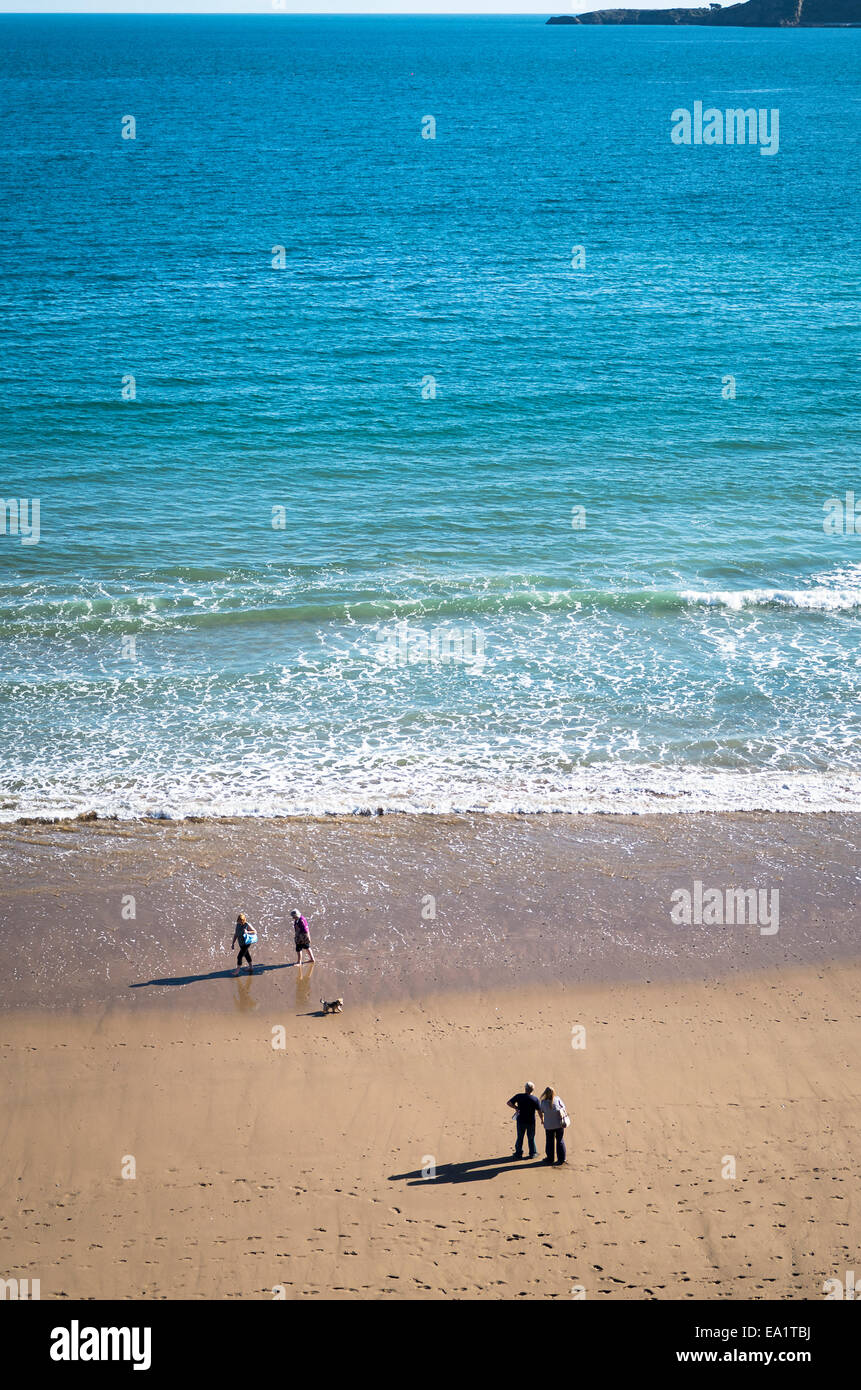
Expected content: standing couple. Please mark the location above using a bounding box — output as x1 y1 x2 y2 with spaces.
507 1081 569 1165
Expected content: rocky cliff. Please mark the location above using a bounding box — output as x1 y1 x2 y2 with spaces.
547 0 860 24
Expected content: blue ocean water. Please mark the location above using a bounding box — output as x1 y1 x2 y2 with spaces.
0 15 859 818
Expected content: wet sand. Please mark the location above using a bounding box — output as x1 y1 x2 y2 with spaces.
0 811 858 1011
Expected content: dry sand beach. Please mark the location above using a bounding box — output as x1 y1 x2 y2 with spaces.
0 812 858 1300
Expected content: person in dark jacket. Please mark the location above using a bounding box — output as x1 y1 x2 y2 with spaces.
507 1081 541 1159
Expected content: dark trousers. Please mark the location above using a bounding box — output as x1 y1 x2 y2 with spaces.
515 1115 537 1157
237 944 252 969
545 1126 566 1164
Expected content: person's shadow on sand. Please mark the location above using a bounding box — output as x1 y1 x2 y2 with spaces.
129 963 294 990
389 1155 537 1185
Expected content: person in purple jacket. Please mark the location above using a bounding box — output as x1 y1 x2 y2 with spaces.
291 909 315 964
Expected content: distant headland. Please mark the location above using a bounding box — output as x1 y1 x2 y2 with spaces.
547 0 861 24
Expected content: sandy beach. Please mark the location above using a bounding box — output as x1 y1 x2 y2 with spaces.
1 812 858 1300
2 968 859 1301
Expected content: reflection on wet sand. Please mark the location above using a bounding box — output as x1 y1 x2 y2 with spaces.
234 974 258 1013
296 960 314 1011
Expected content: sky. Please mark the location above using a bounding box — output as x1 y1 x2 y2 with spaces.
0 3 677 13
0 3 583 11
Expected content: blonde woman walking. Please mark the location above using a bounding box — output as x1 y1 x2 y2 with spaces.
231 912 256 976
539 1085 569 1165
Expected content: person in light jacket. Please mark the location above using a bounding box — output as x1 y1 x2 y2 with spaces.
539 1085 569 1165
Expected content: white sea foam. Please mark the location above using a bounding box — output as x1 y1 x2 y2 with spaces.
681 587 861 613
2 564 859 823
4 765 861 824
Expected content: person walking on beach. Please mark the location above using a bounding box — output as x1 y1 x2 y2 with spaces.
507 1081 541 1160
539 1085 569 1165
231 912 256 976
291 909 315 964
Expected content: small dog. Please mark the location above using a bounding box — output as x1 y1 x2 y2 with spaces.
321 997 343 1015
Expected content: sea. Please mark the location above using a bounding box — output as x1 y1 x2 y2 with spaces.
0 14 859 819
